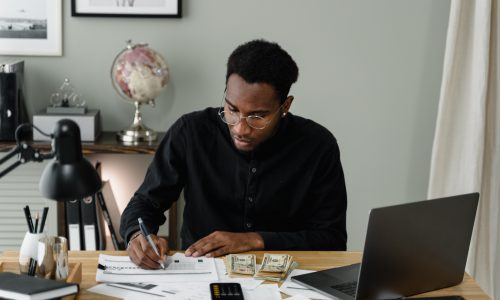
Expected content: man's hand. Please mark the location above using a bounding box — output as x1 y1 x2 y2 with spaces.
185 231 264 258
127 232 169 269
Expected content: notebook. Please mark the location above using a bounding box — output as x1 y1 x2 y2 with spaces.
292 193 479 300
0 272 79 300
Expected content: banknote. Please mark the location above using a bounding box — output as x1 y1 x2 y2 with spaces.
254 261 299 282
253 253 297 282
259 253 291 273
227 254 256 275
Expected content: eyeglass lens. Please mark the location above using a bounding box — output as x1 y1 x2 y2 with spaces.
220 110 268 129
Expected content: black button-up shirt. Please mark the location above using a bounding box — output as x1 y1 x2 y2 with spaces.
120 108 347 250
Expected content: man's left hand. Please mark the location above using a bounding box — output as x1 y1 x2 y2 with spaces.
185 231 264 257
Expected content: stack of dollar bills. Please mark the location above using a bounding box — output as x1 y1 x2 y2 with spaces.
225 254 257 278
225 253 298 282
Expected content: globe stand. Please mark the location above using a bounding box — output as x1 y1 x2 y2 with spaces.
117 101 157 143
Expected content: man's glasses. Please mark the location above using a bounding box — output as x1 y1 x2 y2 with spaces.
218 92 284 130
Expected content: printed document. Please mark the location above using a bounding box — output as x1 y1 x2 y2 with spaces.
96 253 218 283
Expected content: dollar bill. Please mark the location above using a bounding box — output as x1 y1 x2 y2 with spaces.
254 260 299 282
258 253 291 273
227 254 256 275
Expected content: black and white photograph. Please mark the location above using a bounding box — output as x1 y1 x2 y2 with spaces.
72 0 182 18
0 0 61 56
0 0 47 39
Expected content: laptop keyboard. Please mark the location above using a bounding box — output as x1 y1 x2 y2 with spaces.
331 281 357 297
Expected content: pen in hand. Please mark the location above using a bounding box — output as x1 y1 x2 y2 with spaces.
138 218 166 270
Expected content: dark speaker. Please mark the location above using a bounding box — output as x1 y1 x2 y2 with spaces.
0 60 27 141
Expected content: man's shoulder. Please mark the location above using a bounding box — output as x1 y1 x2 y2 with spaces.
173 107 220 132
288 114 337 144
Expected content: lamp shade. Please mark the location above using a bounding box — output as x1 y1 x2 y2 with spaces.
39 119 101 201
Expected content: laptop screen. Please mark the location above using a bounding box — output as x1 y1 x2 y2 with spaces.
356 193 479 299
291 193 479 300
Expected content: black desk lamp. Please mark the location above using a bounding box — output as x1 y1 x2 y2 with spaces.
0 119 101 201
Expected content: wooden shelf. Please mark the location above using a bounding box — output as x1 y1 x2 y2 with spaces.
0 131 165 155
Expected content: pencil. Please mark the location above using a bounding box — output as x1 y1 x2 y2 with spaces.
23 206 33 233
28 258 37 276
24 206 34 233
34 212 39 234
39 207 49 233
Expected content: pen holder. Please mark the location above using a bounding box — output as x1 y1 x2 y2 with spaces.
19 231 46 275
38 236 69 281
53 236 69 281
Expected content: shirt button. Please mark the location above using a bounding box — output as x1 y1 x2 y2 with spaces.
251 168 257 173
246 222 253 229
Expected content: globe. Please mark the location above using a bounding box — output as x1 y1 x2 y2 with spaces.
110 40 169 143
111 40 169 103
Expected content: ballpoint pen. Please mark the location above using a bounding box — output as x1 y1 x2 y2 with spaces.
138 217 166 270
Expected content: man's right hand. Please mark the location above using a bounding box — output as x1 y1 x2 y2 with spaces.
127 232 169 269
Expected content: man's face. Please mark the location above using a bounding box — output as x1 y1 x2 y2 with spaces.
223 74 291 152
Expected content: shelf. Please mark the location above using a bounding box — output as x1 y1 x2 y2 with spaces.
0 131 165 155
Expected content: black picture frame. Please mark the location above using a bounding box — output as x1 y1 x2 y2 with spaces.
71 0 182 18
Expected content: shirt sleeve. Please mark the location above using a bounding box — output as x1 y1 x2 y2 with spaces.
120 117 188 244
258 139 347 250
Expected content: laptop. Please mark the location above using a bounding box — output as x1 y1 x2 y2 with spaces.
292 193 479 300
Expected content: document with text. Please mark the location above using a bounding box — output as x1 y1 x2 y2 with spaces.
95 253 218 283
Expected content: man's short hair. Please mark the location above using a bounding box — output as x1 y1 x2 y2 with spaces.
226 39 299 103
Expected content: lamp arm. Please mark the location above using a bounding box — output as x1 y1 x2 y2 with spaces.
0 145 22 178
0 160 23 178
0 142 54 179
0 124 55 179
0 144 21 165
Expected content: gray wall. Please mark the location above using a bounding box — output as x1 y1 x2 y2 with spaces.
0 0 451 250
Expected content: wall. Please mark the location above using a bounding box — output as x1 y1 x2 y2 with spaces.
0 0 451 250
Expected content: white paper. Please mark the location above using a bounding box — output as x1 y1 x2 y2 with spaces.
96 253 218 283
88 283 169 299
243 284 282 300
88 282 281 300
285 295 312 300
280 269 335 300
215 258 264 290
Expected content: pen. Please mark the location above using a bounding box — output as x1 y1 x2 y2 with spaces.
138 217 166 270
24 205 34 233
23 206 33 233
39 207 49 233
34 212 39 234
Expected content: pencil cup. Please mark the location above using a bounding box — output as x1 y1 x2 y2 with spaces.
18 231 46 275
37 236 69 281
52 236 69 281
37 236 55 279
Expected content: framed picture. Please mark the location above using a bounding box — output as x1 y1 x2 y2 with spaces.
0 0 62 56
72 0 182 18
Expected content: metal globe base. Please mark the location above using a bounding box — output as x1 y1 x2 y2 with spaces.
117 101 157 143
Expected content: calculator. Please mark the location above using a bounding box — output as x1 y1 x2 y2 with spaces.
210 282 244 300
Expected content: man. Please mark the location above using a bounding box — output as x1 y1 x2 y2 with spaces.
120 39 347 269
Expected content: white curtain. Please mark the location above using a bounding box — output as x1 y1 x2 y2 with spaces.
428 0 499 298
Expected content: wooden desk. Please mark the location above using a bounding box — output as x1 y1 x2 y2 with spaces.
0 250 489 299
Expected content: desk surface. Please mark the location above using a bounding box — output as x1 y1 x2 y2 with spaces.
0 250 489 300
